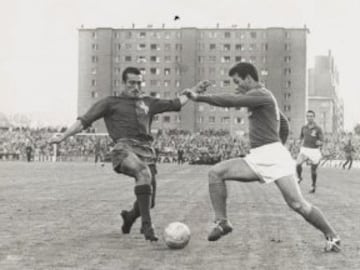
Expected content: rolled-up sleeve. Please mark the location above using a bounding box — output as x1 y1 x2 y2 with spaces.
77 98 110 129
150 98 182 114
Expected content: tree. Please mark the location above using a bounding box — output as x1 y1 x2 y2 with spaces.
354 123 360 136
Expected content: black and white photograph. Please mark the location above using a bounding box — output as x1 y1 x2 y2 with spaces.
1 0 359 269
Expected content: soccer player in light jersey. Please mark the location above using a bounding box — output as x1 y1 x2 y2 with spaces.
50 67 207 242
184 62 340 252
296 110 324 193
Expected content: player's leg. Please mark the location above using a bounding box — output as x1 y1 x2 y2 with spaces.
309 164 318 193
115 151 157 241
296 154 306 183
348 156 353 170
275 175 340 251
207 158 259 241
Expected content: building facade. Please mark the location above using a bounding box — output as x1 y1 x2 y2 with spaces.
308 51 344 133
78 26 309 135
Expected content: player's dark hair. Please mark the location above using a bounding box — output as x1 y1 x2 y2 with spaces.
228 62 259 82
122 67 141 82
307 110 315 116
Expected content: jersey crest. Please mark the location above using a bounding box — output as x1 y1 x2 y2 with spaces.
138 101 149 114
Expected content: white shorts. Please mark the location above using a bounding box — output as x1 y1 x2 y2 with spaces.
244 142 296 184
297 147 322 165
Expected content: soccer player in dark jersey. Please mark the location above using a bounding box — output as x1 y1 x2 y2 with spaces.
342 139 355 170
49 67 207 242
296 110 323 193
184 62 340 252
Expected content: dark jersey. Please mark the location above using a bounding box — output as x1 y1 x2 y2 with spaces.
300 124 323 149
197 87 280 148
78 95 181 143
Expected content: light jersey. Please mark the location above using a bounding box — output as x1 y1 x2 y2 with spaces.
197 87 281 149
300 124 323 149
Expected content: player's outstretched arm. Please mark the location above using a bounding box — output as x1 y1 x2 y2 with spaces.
49 120 84 145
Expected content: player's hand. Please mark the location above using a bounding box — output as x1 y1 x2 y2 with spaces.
315 140 323 146
48 134 64 145
182 89 198 101
193 80 212 94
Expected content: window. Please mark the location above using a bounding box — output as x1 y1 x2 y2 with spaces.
114 67 120 74
91 91 98 98
221 56 231 63
209 116 216 123
114 32 121 39
224 32 231 38
164 92 171 98
150 68 160 75
124 44 132 50
249 56 256 64
125 56 132 62
139 68 146 75
150 44 160 50
139 32 146 38
284 68 291 75
209 44 216 50
164 68 171 75
286 80 291 88
175 56 181 62
150 56 160 63
164 32 171 39
261 69 269 76
150 91 159 97
137 44 146 50
92 44 98 50
235 117 243 124
116 44 121 50
235 44 244 51
125 31 132 39
209 32 217 38
175 80 180 87
198 56 205 63
164 80 170 87
113 80 120 87
114 56 121 63
285 43 291 51
91 32 97 39
222 80 231 87
284 56 291 63
285 31 291 39
249 44 257 51
235 56 242 62
91 68 97 74
137 56 146 63
153 115 159 122
91 56 98 63
91 79 96 86
164 44 171 51
198 116 204 123
262 43 268 51
209 56 216 62
209 67 216 75
174 115 181 123
163 116 171 122
150 80 160 86
198 105 204 111
250 31 257 39
221 117 230 123
164 56 171 63
223 44 231 51
175 44 182 51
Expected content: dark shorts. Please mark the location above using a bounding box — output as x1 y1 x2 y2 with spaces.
111 139 157 176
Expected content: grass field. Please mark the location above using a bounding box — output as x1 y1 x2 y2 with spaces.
0 161 359 270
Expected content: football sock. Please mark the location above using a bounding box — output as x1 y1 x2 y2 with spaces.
304 206 337 239
128 200 140 221
134 184 152 225
209 181 227 221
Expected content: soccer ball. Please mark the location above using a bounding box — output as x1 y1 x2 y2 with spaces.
163 222 191 249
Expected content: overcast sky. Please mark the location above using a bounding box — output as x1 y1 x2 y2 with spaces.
1 0 359 130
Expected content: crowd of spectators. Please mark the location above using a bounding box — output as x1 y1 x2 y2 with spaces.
1 127 359 164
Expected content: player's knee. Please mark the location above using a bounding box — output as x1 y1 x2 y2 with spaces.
287 199 310 215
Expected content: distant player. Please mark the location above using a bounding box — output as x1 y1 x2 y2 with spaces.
184 62 340 252
296 110 323 193
49 67 206 242
342 139 355 170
